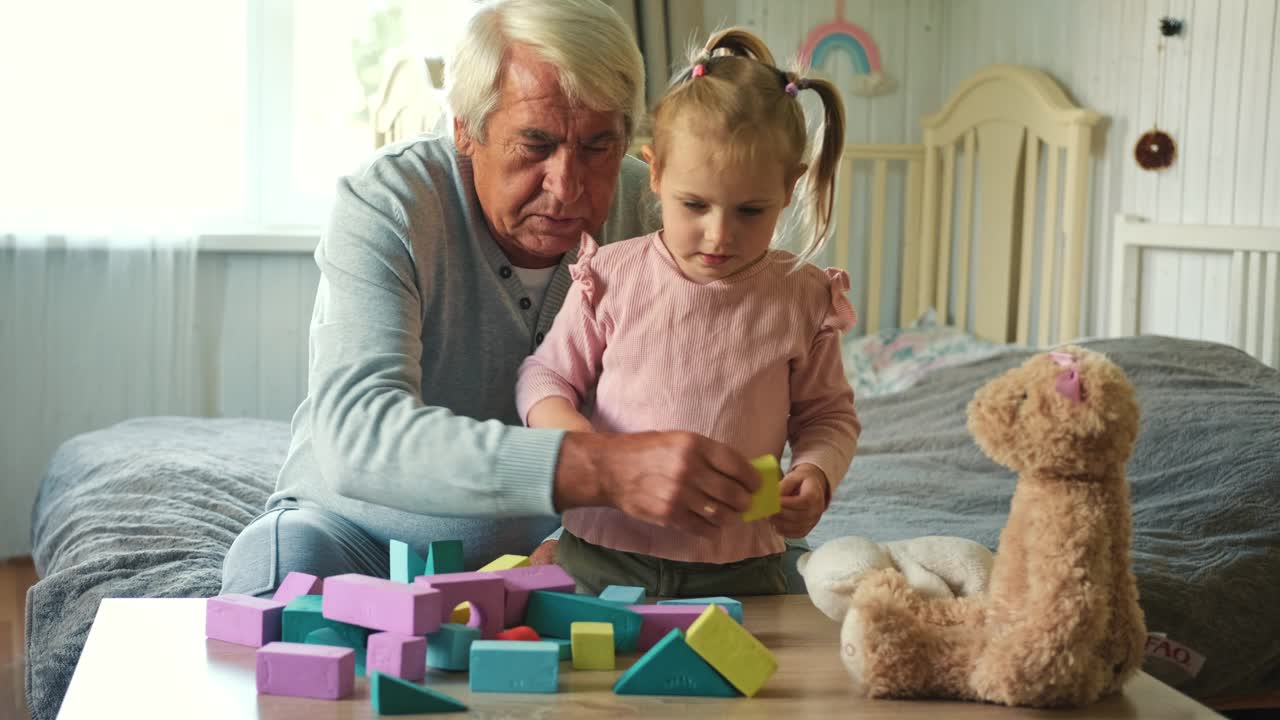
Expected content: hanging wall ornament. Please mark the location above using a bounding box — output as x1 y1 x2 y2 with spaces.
1134 17 1183 171
798 0 894 97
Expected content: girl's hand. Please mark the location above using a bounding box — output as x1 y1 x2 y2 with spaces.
529 539 558 565
770 463 829 538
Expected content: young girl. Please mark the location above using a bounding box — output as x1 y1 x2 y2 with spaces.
515 28 859 596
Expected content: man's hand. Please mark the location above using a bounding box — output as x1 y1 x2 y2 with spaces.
553 431 760 538
529 539 558 565
770 463 828 538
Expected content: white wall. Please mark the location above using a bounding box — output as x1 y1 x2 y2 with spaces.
705 0 1280 337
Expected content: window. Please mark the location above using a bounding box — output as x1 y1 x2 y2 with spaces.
0 0 474 236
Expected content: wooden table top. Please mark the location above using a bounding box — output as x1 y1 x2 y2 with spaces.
57 596 1223 719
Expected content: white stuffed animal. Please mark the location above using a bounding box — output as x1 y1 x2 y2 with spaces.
798 535 995 621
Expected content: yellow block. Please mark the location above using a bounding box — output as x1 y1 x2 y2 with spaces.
742 455 782 522
450 602 470 624
478 554 531 572
570 621 615 671
686 604 777 697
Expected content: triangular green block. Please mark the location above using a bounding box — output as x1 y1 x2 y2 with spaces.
390 539 425 582
305 627 367 677
424 540 464 575
525 591 642 652
370 671 468 714
613 629 739 697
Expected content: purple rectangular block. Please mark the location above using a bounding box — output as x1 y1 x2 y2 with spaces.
366 632 427 682
256 641 354 699
414 571 506 639
322 573 443 635
629 605 728 651
272 571 324 605
206 594 287 648
490 565 576 629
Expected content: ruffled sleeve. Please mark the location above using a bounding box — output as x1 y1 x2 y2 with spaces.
821 268 857 332
568 232 601 317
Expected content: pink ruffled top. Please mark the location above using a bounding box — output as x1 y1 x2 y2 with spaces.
516 232 860 563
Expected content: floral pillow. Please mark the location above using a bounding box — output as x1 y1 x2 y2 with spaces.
841 309 1010 398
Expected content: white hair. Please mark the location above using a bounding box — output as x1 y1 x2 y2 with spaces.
446 0 645 143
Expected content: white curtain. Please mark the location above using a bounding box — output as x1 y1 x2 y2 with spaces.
0 234 201 558
604 0 706 107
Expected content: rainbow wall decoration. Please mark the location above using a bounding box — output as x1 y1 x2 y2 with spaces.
798 1 893 96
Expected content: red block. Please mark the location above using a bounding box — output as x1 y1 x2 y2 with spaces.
495 626 541 641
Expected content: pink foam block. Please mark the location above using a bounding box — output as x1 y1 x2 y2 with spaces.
256 641 354 699
321 573 443 635
272 572 323 605
206 594 287 647
367 632 427 682
489 565 576 628
414 572 506 639
629 605 728 651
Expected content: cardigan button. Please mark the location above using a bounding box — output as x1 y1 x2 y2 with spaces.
535 332 545 344
499 266 513 278
519 297 532 310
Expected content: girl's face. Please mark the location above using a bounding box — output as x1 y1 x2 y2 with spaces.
644 129 805 284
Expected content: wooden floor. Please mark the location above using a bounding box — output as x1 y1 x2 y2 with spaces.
1 556 37 720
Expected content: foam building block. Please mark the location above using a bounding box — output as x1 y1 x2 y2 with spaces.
322 573 443 635
256 641 354 700
685 604 777 697
478 554 530 572
426 623 481 671
367 632 427 682
390 540 426 583
599 585 646 605
370 671 468 714
283 594 370 646
413 571 505 639
742 454 782 522
206 594 286 648
525 591 642 652
489 564 576 628
544 637 572 660
613 629 739 697
449 604 471 624
272 572 323 605
628 604 730 652
305 627 367 677
571 622 615 671
469 640 560 693
424 540 465 575
495 626 540 641
657 596 744 624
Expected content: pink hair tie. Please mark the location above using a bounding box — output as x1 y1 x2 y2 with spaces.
691 63 706 78
784 81 799 97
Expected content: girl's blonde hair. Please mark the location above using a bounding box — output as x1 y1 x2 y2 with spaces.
648 28 845 265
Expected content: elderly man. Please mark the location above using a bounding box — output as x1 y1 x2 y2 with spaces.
220 0 761 596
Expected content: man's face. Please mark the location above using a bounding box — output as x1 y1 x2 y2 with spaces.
455 44 627 268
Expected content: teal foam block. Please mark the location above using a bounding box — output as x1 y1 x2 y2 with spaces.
599 585 646 605
426 623 481 671
370 671 468 714
469 640 560 693
305 627 367 677
545 637 572 660
284 595 372 644
390 539 425 583
613 629 740 697
657 596 743 623
524 591 642 652
424 540 464 575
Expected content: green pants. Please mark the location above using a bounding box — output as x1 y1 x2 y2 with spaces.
555 530 789 597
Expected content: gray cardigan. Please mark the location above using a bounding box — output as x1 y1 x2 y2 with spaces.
270 135 657 546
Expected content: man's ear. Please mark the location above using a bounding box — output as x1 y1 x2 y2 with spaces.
783 163 808 206
641 145 660 194
454 117 474 155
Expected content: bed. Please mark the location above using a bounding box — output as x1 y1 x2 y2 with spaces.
25 62 1280 718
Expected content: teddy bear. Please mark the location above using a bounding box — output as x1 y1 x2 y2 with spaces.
839 347 1147 708
798 535 995 621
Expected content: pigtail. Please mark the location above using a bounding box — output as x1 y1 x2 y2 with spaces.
790 75 846 264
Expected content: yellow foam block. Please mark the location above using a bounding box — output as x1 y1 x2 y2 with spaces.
478 554 531 572
450 602 471 624
685 604 777 697
570 621 615 671
742 455 782 522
